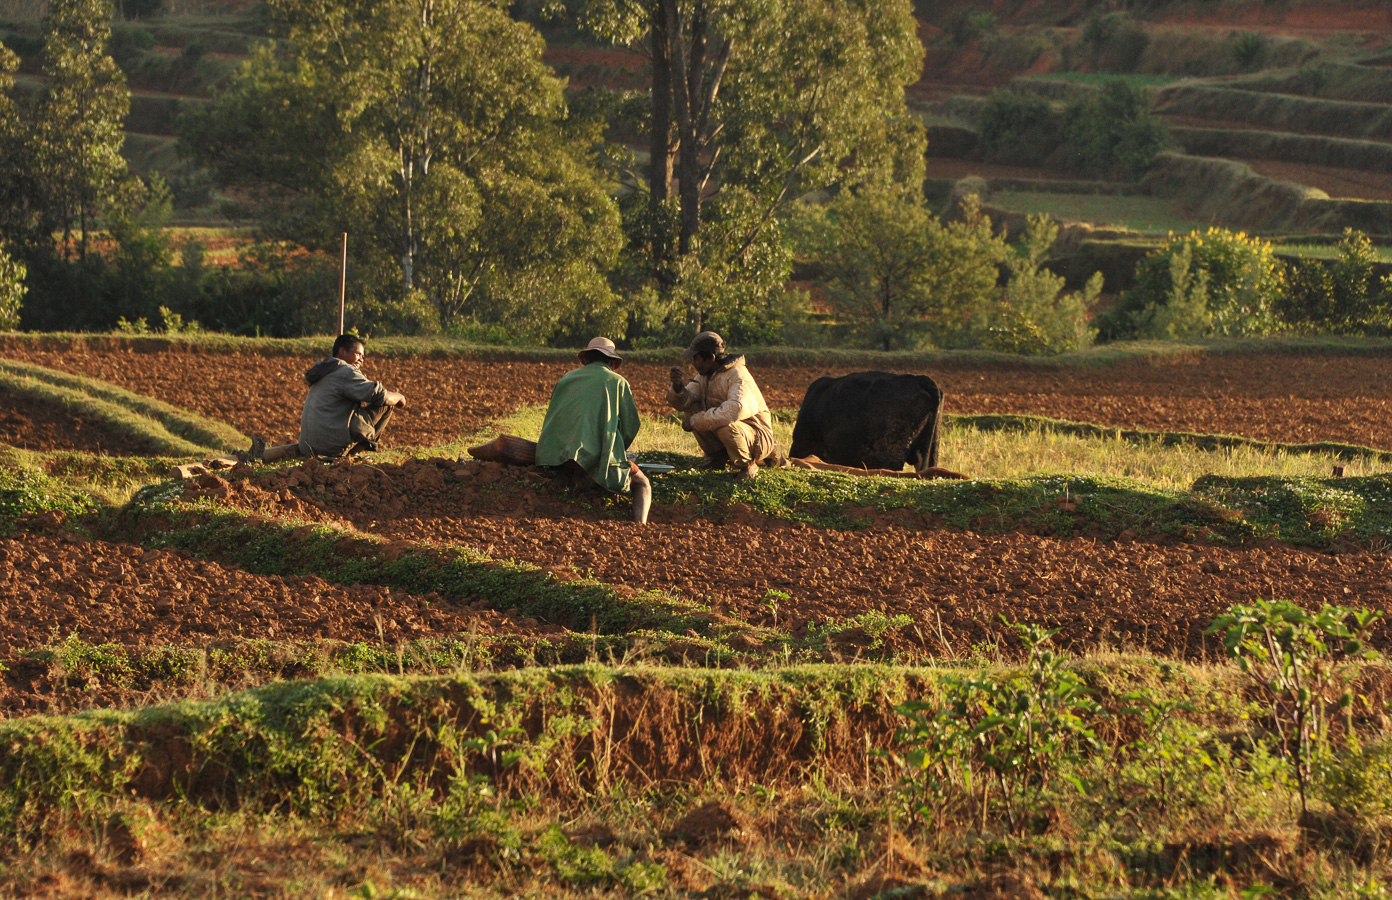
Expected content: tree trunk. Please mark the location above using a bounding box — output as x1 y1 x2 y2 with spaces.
649 1 673 208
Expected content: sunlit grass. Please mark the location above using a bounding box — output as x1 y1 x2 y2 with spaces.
1275 242 1392 263
994 191 1204 234
946 424 1366 490
477 406 1367 490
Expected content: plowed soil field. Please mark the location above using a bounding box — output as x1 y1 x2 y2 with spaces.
4 346 1392 716
182 455 1392 661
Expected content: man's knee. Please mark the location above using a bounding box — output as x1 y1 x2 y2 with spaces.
710 421 756 463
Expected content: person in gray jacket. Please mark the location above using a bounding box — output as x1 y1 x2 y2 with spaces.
243 333 407 462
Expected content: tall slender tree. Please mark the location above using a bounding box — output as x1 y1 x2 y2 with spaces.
33 0 131 260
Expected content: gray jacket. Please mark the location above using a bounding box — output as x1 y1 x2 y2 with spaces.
297 357 386 457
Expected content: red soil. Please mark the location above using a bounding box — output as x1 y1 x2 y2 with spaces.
173 455 1392 664
1160 4 1392 38
1237 158 1392 202
0 524 558 715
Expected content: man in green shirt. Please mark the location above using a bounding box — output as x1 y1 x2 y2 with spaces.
535 337 651 524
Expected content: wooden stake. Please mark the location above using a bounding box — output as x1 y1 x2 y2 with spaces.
337 232 348 334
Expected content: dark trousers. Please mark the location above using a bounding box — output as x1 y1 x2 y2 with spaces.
347 404 393 453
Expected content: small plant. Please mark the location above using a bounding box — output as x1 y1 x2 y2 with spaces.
761 589 789 626
1231 31 1266 71
158 305 203 334
889 622 1104 834
1205 599 1382 813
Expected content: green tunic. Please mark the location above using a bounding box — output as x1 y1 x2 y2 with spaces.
535 361 640 494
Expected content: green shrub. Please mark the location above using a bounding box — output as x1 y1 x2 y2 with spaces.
1277 255 1337 329
1064 79 1168 179
1100 227 1281 341
983 214 1100 353
1206 599 1382 814
890 623 1103 835
0 247 24 332
1078 12 1149 74
1320 737 1392 819
943 10 995 47
1231 31 1267 71
978 89 1062 167
1329 228 1388 327
979 79 1166 179
1273 230 1390 334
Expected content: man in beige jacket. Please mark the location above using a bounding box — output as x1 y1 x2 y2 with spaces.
667 331 784 480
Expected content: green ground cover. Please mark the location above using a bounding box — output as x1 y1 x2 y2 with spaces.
993 191 1205 234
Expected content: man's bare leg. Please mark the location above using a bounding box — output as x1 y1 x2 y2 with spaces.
630 464 651 524
239 435 302 463
263 443 302 462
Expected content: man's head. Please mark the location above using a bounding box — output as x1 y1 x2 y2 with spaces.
333 333 365 367
682 330 724 376
578 336 623 368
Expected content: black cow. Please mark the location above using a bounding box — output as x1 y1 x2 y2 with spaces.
789 371 944 472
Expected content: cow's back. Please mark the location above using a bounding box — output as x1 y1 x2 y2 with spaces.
790 371 942 471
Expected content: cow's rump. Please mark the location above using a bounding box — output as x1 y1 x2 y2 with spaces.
789 371 943 472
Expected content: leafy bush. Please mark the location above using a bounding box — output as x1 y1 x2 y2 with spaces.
943 10 996 47
1231 31 1267 71
1277 255 1338 329
1320 736 1392 818
1064 79 1168 179
889 623 1103 835
0 247 24 331
1099 227 1282 341
1078 12 1149 74
983 214 1100 354
978 89 1062 167
1206 599 1382 814
793 189 1006 351
979 79 1166 179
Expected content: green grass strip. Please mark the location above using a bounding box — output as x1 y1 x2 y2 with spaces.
656 464 1392 550
0 358 246 454
120 488 721 636
949 412 1392 463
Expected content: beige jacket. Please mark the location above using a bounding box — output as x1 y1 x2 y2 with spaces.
667 354 774 438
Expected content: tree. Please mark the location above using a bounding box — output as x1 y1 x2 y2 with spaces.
985 215 1099 354
796 189 1007 351
32 0 132 260
556 0 926 332
0 42 32 251
183 0 624 338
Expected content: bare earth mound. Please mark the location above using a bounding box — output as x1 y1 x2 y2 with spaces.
0 525 559 715
177 457 1392 662
0 386 154 456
